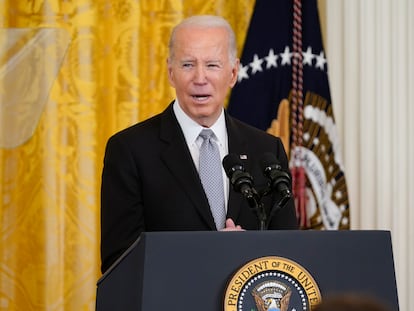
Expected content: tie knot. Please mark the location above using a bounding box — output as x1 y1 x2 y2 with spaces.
199 128 214 141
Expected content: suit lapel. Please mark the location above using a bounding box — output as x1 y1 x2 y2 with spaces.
159 104 217 230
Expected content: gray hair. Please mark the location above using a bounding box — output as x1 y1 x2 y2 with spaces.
168 15 238 65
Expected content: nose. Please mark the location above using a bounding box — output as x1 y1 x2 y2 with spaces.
193 65 207 84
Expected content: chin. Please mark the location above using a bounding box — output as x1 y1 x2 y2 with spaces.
197 108 218 118
195 112 219 127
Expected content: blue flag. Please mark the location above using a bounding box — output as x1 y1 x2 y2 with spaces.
228 0 350 230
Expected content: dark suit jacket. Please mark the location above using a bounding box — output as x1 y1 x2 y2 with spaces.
100 103 298 273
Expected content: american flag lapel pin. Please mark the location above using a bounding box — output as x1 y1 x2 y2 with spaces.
239 154 248 160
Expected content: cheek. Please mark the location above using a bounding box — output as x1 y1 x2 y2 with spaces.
171 72 192 88
218 74 235 90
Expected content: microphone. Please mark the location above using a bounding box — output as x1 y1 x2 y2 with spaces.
260 152 292 207
222 154 257 203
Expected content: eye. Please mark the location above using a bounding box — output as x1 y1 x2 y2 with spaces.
182 63 193 68
207 63 220 68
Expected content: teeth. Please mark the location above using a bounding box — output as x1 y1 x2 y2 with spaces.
193 96 209 101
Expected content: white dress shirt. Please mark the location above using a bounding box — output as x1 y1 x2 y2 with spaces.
173 100 229 211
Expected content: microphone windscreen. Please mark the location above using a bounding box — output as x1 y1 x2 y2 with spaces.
222 153 243 177
260 152 282 171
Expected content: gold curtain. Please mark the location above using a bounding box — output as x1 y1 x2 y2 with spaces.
0 1 254 310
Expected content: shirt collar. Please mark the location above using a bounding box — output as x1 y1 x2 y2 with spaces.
173 100 227 146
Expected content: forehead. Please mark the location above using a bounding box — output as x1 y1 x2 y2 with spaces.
172 26 229 58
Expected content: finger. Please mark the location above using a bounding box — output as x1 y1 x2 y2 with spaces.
225 218 236 228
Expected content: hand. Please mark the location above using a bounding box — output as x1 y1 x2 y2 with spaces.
220 218 245 231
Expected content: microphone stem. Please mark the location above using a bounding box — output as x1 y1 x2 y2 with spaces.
258 202 267 230
244 193 267 231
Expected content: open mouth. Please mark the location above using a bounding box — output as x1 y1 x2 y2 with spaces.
192 95 211 101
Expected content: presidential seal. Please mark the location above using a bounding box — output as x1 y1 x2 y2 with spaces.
224 256 321 311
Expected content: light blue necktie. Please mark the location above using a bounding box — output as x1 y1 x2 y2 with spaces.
199 129 226 230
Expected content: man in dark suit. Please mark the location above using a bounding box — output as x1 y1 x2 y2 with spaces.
100 15 298 273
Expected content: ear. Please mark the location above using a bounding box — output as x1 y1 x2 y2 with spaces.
229 59 240 88
167 58 175 87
